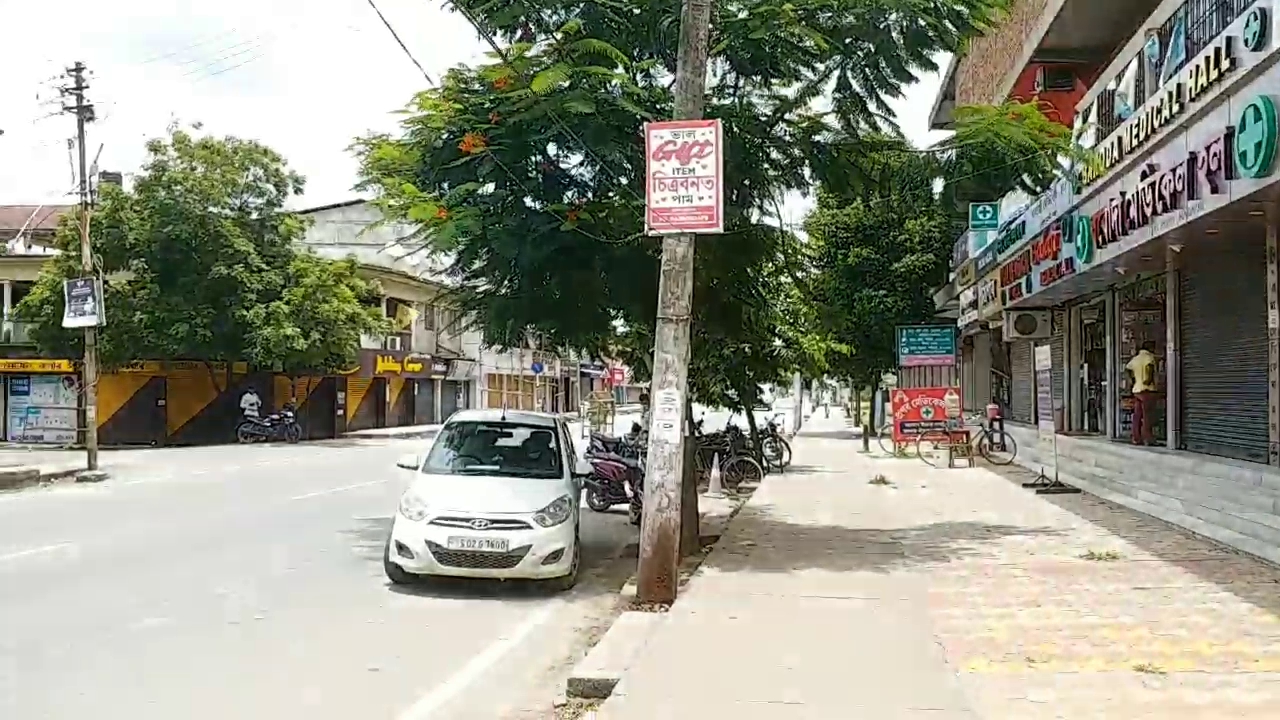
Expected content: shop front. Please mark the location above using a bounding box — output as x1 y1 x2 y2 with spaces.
344 349 438 431
0 358 79 444
991 3 1280 565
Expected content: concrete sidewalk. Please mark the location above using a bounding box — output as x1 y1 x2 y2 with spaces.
596 408 1280 719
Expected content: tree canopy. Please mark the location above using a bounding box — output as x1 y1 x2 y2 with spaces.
805 99 1075 389
354 0 1023 412
18 129 389 374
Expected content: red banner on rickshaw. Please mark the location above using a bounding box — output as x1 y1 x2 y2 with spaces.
890 387 960 443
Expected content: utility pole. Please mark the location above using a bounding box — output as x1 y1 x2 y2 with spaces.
637 0 714 604
62 62 103 476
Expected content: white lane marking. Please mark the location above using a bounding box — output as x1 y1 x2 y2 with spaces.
0 542 73 563
290 479 387 501
395 601 562 720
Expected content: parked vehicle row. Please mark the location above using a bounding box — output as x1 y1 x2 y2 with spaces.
381 406 796 593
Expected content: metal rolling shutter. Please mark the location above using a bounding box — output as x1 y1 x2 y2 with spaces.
1009 339 1034 423
1180 241 1269 463
1050 309 1066 412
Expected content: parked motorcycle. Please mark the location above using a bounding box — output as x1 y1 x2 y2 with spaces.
235 408 302 444
585 431 646 523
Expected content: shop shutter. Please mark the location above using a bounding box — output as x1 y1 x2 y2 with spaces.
1180 239 1269 463
1009 339 1034 423
1050 309 1066 412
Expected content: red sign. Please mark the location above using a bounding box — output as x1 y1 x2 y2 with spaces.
644 119 724 234
890 387 960 443
609 367 626 385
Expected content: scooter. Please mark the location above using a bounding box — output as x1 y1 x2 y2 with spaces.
236 408 302 444
583 454 633 511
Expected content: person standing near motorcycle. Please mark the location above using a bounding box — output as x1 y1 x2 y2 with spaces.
239 387 262 420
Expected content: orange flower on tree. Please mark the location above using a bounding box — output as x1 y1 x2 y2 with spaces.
435 206 449 220
566 209 580 222
493 76 511 90
458 132 487 154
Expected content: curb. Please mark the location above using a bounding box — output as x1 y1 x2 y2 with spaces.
343 428 441 440
565 481 760 700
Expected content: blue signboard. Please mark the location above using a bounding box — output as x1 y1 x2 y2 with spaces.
896 325 957 367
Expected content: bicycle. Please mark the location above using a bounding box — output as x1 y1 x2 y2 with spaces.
915 413 1017 467
693 421 765 487
760 413 792 472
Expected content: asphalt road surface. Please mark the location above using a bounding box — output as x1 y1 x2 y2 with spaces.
0 435 636 720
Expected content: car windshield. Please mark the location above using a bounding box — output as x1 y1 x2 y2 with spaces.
422 420 563 479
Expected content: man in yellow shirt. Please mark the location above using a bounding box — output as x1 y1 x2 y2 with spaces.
1125 341 1158 445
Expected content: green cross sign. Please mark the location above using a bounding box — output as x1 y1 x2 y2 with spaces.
1236 95 1279 179
1244 7 1269 53
1073 214 1094 266
969 202 1000 231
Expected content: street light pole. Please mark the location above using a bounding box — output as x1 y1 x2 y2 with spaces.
636 0 715 605
62 62 103 476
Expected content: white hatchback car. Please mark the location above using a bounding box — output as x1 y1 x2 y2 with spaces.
384 409 590 591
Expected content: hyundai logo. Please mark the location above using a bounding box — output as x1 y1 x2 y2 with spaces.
469 519 491 530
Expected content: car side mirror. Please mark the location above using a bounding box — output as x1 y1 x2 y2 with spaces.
396 454 420 471
573 459 593 478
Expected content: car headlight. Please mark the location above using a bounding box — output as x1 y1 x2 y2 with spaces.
532 495 574 528
398 490 430 522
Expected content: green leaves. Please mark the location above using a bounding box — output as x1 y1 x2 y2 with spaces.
17 129 387 374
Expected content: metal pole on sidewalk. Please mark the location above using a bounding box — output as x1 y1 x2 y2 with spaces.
637 0 715 605
791 372 802 436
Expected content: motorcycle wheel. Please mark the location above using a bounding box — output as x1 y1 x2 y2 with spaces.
235 422 256 444
586 488 613 512
284 423 302 444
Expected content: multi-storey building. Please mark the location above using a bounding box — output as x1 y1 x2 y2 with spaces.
934 0 1280 564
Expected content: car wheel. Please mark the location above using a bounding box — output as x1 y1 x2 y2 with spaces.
546 534 580 593
382 537 414 586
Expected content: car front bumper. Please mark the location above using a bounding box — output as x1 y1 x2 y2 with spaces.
388 512 577 580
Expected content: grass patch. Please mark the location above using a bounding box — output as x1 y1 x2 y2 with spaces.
869 474 893 486
1079 549 1123 562
1132 661 1166 675
555 697 603 719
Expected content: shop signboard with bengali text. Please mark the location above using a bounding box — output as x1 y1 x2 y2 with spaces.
977 275 1002 320
890 387 960 443
644 119 724 234
896 325 956 367
1071 89 1280 282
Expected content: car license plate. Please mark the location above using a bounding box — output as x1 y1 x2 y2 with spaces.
446 536 510 553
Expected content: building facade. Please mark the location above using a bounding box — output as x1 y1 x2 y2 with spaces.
936 0 1280 565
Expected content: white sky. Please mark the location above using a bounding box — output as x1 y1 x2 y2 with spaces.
0 0 947 220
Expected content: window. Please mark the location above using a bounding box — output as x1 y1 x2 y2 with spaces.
422 304 437 331
423 421 563 479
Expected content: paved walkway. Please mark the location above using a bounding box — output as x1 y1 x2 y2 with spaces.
596 408 1280 719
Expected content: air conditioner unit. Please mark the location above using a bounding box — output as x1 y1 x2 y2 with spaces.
1003 310 1052 340
1034 65 1077 93
383 335 404 351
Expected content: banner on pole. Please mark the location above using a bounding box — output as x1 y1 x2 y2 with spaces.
1034 344 1054 441
644 119 724 235
62 277 104 328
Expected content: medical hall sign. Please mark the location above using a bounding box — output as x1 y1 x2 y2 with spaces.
1087 94 1279 253
644 119 725 235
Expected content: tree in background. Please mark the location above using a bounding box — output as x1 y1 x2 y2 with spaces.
18 129 388 375
354 0 1015 421
805 100 1077 394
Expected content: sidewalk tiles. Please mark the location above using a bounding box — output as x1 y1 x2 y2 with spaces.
595 410 1280 719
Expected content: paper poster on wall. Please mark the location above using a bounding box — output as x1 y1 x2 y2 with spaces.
7 374 78 444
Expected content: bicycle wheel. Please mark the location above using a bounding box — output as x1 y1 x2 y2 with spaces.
914 431 950 467
876 423 896 455
762 436 791 471
978 429 1017 465
722 455 765 487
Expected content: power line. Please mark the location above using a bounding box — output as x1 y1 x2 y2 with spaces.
364 0 433 85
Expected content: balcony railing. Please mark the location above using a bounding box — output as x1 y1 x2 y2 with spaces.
1087 0 1254 147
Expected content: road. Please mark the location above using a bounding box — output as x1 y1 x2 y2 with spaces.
0 436 636 720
